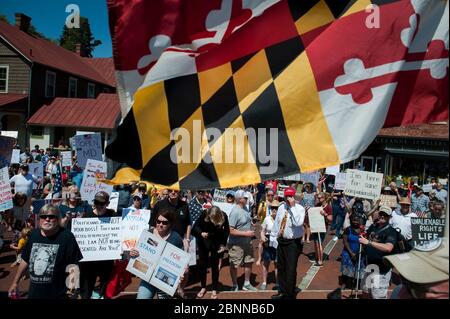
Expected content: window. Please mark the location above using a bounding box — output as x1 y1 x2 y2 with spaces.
30 126 44 137
45 71 56 97
87 83 95 98
68 77 77 97
0 65 9 93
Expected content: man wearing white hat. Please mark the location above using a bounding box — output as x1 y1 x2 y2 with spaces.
384 203 449 299
390 198 417 248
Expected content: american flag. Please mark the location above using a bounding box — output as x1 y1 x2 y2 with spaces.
53 163 63 197
415 211 428 218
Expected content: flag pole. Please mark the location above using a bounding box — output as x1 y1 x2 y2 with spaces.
355 243 363 299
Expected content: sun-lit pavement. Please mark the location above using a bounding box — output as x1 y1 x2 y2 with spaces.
0 223 397 300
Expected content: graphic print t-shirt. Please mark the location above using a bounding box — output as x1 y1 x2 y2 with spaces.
21 228 82 299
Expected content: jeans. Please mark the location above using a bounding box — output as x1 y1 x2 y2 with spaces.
335 214 345 237
137 280 171 299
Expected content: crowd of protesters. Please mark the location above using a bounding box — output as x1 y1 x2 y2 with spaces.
0 150 448 299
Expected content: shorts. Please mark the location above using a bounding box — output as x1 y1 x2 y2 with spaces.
362 268 392 299
262 246 277 262
311 232 326 243
228 244 254 267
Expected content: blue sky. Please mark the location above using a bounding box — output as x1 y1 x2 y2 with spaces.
0 0 112 57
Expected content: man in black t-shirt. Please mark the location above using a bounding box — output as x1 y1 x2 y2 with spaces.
8 204 82 299
359 206 397 299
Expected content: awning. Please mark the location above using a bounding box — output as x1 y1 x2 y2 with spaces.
0 93 27 108
27 93 120 129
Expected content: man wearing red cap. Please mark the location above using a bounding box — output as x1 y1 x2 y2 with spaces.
271 187 305 299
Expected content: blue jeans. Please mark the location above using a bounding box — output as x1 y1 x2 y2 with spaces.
335 214 345 237
137 280 171 299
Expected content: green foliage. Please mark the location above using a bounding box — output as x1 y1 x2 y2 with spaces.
59 17 101 57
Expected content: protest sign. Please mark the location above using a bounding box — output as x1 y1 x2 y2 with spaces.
1 130 18 139
11 149 20 164
0 167 13 212
411 217 445 247
121 208 151 251
149 242 190 296
325 165 340 176
300 171 320 186
74 133 102 168
422 184 433 193
126 230 166 282
380 195 397 208
28 162 43 190
277 184 289 198
282 173 302 181
212 189 234 216
438 178 448 185
80 159 113 204
61 151 72 167
308 207 326 233
107 191 119 212
71 217 122 262
344 170 383 200
0 136 15 168
334 173 347 190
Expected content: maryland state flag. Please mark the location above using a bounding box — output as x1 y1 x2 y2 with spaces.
106 0 449 190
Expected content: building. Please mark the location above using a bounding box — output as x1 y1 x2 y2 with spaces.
0 13 120 150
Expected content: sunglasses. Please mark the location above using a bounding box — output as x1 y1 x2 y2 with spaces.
379 213 390 219
40 215 58 220
156 219 169 225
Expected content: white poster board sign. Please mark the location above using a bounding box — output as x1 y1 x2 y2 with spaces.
438 178 448 185
212 189 234 216
380 195 398 208
28 162 43 190
11 149 20 164
300 171 320 186
277 184 289 198
80 159 113 204
149 243 190 296
325 165 340 176
71 217 122 262
121 208 151 251
335 173 347 190
282 173 302 181
422 184 433 193
126 230 166 282
74 133 102 168
0 167 13 212
308 207 326 233
61 151 72 167
344 170 383 200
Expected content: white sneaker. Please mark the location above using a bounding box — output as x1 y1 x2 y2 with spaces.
332 236 339 241
242 284 258 291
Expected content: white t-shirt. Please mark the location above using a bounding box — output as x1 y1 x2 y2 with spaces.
9 173 38 198
390 210 418 240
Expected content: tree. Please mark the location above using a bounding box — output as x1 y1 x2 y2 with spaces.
0 15 8 23
59 17 101 57
0 15 56 43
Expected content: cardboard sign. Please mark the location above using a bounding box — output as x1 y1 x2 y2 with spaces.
61 151 72 167
71 217 122 262
308 207 327 233
0 136 15 168
300 171 320 186
334 173 347 190
80 159 113 204
277 184 289 198
0 167 13 212
380 195 397 208
212 189 234 216
128 229 190 296
121 208 151 251
11 149 20 164
325 165 340 176
74 133 102 168
344 170 383 200
411 217 445 247
126 230 166 282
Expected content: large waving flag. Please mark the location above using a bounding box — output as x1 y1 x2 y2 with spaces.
106 0 449 190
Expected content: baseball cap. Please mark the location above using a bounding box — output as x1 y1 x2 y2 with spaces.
399 197 411 205
94 191 110 203
226 190 235 197
133 193 143 201
235 190 248 199
379 205 392 216
284 187 296 197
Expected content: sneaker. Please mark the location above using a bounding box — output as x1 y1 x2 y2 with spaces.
332 236 339 241
242 284 258 291
259 283 267 290
91 291 102 299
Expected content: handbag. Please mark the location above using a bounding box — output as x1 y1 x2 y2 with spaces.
105 259 133 299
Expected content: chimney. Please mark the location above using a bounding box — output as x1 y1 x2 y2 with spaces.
75 43 87 57
15 13 31 33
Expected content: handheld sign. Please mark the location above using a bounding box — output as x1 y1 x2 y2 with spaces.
334 173 347 190
300 171 320 186
0 136 15 167
212 189 234 216
0 167 13 212
71 217 122 261
411 217 445 247
344 170 383 200
277 184 289 198
422 184 433 193
74 133 102 168
308 207 327 233
80 159 113 204
11 149 20 164
61 151 72 167
380 195 397 208
121 208 151 251
325 165 340 176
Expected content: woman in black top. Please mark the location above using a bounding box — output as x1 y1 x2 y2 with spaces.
192 206 229 299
